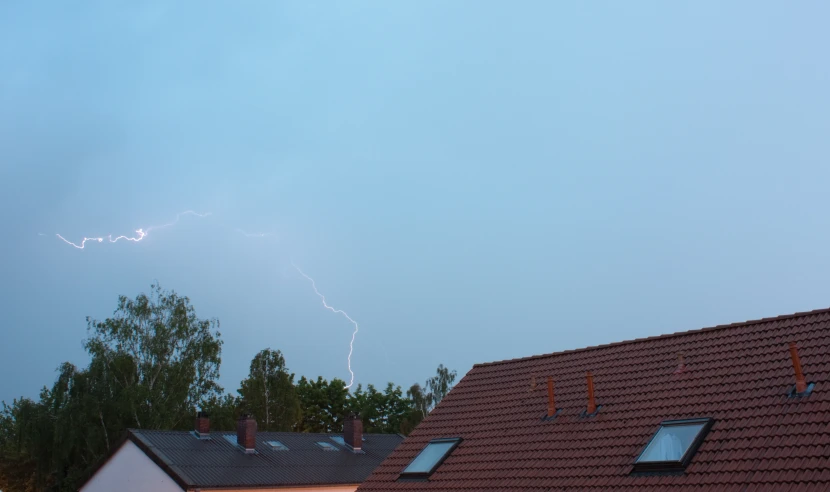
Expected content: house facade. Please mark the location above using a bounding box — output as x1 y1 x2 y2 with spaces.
359 308 830 491
81 414 404 492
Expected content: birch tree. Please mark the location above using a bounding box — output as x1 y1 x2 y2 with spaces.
83 282 223 430
238 349 300 431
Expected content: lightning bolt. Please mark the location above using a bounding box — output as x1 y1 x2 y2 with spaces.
292 261 358 389
55 211 210 249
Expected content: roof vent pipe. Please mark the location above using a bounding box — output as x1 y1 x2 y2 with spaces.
674 353 687 374
546 377 556 418
789 342 808 394
586 371 597 415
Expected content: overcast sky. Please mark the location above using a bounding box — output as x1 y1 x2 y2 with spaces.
2 1 829 403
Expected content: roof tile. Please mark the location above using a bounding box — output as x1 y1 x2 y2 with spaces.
359 308 830 491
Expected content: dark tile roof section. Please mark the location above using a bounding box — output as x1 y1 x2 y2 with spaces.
358 308 830 491
129 430 404 489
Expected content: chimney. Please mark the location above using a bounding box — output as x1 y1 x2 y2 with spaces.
586 371 597 415
195 411 210 438
789 342 808 394
546 377 556 418
344 414 363 451
674 353 687 374
237 414 257 453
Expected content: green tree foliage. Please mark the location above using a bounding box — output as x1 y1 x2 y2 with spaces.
238 349 301 431
0 396 51 491
426 363 457 408
407 383 430 419
84 282 223 430
398 364 459 434
400 383 429 435
348 383 410 434
200 394 242 431
0 282 459 491
295 376 350 432
0 283 223 491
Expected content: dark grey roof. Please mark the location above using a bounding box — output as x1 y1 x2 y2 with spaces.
128 429 404 489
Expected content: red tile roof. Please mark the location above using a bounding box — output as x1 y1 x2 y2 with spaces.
359 308 830 491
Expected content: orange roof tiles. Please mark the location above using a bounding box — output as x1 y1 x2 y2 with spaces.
359 308 830 491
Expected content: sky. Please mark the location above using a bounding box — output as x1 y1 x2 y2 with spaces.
1 1 829 404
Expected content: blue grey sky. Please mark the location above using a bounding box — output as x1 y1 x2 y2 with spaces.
2 1 829 403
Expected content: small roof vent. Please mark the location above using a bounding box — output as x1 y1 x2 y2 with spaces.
580 371 601 417
673 353 687 374
541 376 560 421
788 342 815 397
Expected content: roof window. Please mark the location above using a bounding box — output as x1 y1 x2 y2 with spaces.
399 437 462 480
632 418 713 473
316 441 339 451
266 440 288 451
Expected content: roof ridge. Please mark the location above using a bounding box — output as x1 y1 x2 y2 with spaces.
135 429 393 435
474 306 830 368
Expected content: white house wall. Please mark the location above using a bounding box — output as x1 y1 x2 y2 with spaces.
80 439 182 492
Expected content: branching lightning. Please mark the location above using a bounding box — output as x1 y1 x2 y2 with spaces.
55 211 211 249
51 211 355 389
292 261 359 389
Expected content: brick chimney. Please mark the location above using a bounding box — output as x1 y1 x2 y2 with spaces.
195 411 210 438
343 414 363 452
237 414 257 453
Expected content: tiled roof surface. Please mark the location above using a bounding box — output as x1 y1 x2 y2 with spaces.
359 308 830 491
130 429 404 488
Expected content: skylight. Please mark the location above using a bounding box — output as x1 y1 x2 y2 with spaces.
399 438 462 479
330 436 346 446
633 418 714 472
222 435 238 446
266 440 288 451
316 441 339 451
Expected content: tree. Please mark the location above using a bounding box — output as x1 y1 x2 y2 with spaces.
238 349 300 431
407 383 430 420
348 383 410 434
0 283 226 492
425 364 457 408
0 396 51 492
397 364 459 435
200 394 242 431
84 282 224 430
0 281 456 488
295 376 349 432
400 383 429 435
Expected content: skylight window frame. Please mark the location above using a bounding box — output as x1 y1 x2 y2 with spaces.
398 437 462 481
632 417 714 473
265 440 288 451
316 441 340 451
